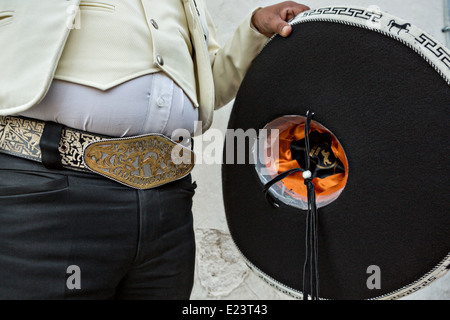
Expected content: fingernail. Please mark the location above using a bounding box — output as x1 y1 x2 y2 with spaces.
281 25 289 36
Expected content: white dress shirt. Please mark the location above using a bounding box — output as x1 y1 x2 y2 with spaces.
19 73 198 138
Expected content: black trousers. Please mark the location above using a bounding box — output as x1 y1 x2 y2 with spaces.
0 153 196 300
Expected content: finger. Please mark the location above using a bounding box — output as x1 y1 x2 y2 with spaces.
287 4 310 19
293 4 311 15
278 4 310 37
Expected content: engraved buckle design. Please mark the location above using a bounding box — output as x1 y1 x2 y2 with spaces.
83 134 195 189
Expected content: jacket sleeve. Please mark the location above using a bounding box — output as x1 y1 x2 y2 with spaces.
204 7 269 109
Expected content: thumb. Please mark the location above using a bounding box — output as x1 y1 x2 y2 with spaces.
278 22 292 37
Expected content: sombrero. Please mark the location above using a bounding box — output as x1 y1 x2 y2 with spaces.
222 6 450 300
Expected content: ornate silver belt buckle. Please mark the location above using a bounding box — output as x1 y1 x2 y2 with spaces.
83 134 195 189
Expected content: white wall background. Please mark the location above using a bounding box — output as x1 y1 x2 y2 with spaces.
190 0 450 300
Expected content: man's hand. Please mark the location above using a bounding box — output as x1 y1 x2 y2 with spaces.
251 2 310 38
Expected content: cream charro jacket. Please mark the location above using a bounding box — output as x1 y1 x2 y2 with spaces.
0 0 268 132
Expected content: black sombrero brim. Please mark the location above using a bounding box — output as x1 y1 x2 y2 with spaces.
222 7 450 300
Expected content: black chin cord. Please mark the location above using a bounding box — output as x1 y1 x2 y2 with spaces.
263 111 320 301
302 111 320 301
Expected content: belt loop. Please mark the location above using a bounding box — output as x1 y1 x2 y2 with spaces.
40 121 64 170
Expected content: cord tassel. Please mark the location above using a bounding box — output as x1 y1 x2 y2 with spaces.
303 111 320 300
263 111 320 301
303 177 319 300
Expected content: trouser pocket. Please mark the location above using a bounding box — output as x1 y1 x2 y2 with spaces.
0 169 68 197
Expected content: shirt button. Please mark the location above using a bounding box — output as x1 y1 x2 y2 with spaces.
156 55 164 66
157 98 166 107
150 19 159 29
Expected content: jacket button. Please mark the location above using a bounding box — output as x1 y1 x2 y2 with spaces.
157 98 166 107
156 55 164 66
150 19 159 29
